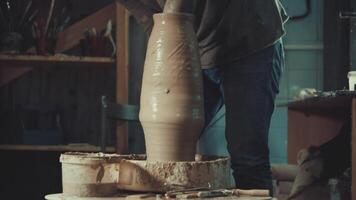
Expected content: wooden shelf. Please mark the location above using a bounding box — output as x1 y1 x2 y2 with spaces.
0 54 115 68
0 144 115 152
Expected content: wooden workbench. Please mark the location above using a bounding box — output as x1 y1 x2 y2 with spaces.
280 90 355 199
45 193 272 200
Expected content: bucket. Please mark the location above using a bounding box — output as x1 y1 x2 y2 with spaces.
60 152 131 197
348 71 356 91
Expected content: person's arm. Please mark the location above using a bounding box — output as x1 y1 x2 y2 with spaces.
116 0 197 34
163 0 197 14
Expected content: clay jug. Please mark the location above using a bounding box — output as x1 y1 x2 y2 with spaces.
139 13 205 161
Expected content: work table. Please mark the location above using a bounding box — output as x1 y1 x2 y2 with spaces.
279 90 356 198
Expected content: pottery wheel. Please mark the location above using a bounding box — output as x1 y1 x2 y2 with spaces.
117 155 231 192
60 153 231 195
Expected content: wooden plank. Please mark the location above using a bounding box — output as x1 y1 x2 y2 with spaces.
45 193 271 200
279 95 352 112
115 3 129 154
0 54 115 68
352 99 356 200
0 144 115 152
56 3 116 53
287 109 344 164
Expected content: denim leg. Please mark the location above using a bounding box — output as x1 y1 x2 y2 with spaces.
201 68 224 134
222 41 284 193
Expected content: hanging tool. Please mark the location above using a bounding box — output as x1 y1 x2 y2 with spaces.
104 20 116 56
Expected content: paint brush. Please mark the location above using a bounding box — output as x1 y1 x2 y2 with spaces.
232 189 270 196
45 0 55 35
24 9 39 27
17 0 32 29
58 16 70 32
165 187 210 198
31 24 37 38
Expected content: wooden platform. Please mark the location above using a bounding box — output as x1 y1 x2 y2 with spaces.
45 193 273 200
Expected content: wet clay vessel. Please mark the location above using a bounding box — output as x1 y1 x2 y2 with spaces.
139 13 205 161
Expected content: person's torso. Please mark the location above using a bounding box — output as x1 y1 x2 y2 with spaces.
152 0 288 68
192 0 288 68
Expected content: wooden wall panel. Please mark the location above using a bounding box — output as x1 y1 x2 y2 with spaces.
0 67 116 145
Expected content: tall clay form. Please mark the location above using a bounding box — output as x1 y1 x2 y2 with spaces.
139 13 204 161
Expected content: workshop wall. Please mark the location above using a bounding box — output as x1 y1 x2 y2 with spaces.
0 0 116 146
198 0 324 164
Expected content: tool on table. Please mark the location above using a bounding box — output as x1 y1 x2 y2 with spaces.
175 190 229 199
165 188 270 199
125 193 158 199
165 186 211 198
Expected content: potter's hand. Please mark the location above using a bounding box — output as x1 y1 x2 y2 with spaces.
116 0 197 34
116 0 162 33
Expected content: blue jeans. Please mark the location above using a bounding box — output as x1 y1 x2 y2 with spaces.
202 40 284 193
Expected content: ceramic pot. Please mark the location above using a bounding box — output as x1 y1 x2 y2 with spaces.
139 13 205 161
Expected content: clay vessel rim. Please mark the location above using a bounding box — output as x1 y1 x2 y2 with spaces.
123 155 230 164
60 152 144 164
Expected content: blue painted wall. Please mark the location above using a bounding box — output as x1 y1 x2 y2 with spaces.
198 0 324 164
